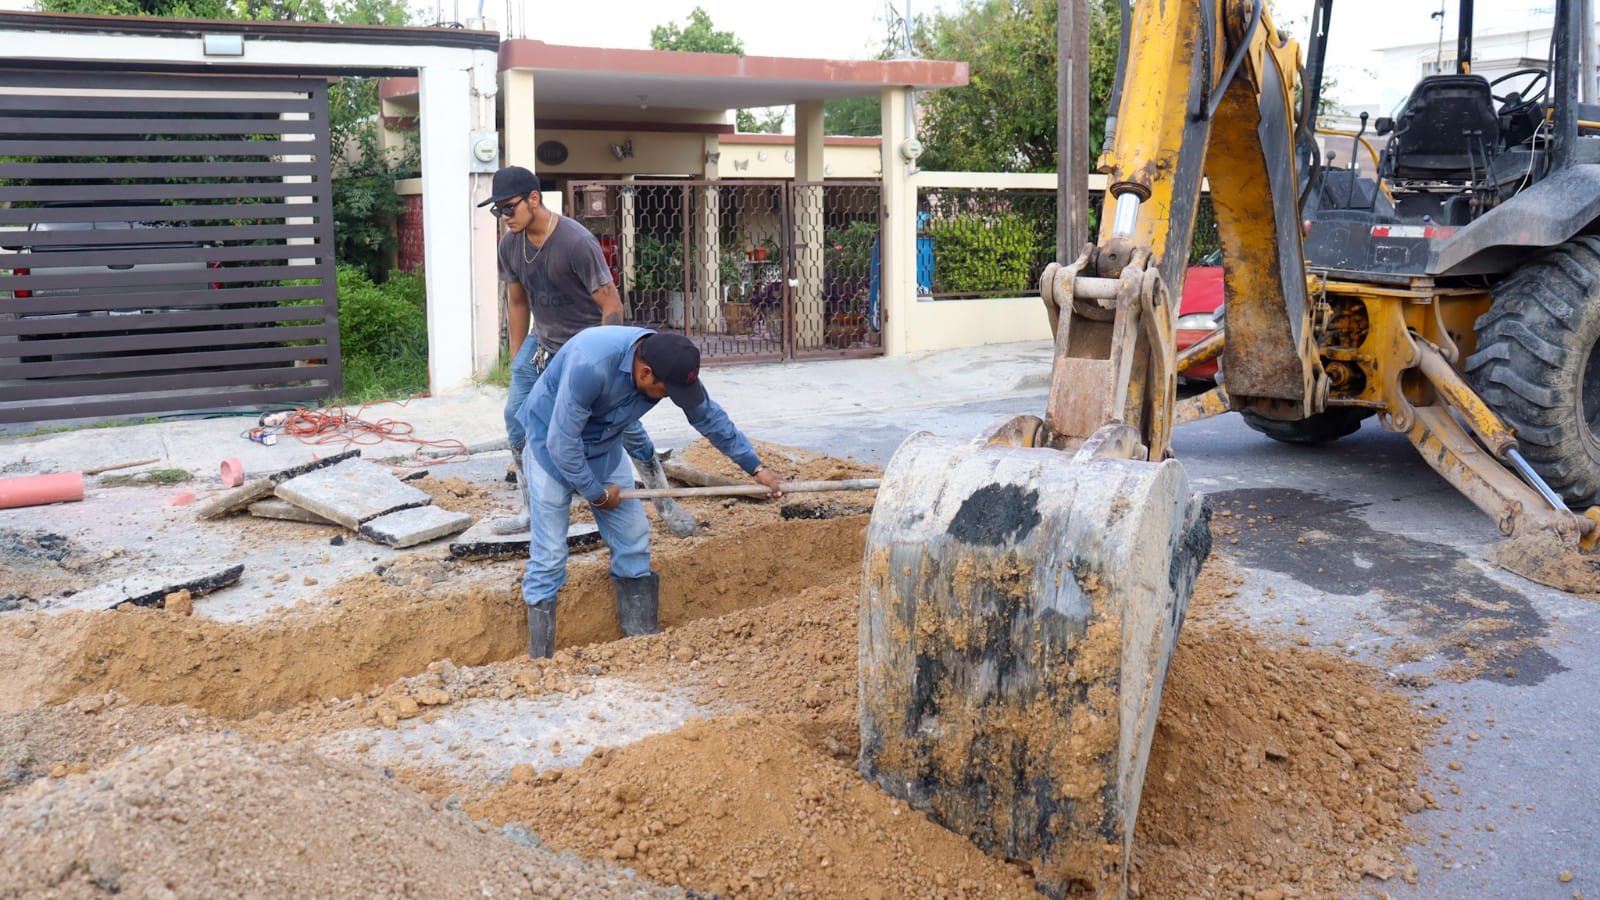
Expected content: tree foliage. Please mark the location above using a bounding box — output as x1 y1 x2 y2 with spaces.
736 107 786 134
34 0 233 15
34 0 417 280
914 0 1120 173
825 95 882 137
649 6 744 54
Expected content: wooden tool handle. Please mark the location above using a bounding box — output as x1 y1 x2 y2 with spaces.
617 478 881 500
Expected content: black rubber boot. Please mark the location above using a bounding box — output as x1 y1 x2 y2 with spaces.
632 454 697 538
526 601 556 659
613 572 660 637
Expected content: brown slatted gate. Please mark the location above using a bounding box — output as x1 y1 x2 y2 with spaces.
0 69 339 424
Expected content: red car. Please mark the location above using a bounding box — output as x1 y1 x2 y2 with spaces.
1176 250 1224 382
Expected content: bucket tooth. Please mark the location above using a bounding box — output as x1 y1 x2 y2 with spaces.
859 433 1211 898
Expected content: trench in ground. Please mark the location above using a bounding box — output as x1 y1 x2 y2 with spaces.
0 514 868 718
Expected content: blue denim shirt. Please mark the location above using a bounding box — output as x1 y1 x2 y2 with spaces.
517 326 762 503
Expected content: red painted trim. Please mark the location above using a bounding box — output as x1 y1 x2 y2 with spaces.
380 77 419 101
498 40 969 89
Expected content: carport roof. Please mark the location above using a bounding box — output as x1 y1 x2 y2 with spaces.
0 10 499 56
384 40 968 112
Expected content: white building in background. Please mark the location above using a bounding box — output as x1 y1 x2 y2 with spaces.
1361 4 1597 118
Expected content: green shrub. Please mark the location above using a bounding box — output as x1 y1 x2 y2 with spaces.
334 264 429 401
825 220 879 275
632 235 684 293
927 212 1047 296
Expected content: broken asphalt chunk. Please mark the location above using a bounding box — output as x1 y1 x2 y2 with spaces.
48 564 245 613
449 521 600 560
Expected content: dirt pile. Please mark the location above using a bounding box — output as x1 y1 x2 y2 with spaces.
0 513 865 717
0 732 678 898
408 473 501 521
1132 567 1431 897
0 695 214 791
334 557 1430 899
472 715 1037 899
678 437 879 484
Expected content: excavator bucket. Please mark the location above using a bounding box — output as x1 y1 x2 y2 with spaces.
859 432 1211 898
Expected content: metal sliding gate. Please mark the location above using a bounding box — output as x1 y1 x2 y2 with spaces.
567 178 883 363
0 69 340 424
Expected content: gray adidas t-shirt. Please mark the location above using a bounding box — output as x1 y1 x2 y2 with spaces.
497 217 614 355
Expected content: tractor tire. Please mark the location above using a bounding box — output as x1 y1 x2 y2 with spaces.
1240 407 1372 445
1465 236 1600 507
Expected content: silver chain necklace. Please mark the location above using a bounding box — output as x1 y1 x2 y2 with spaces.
521 213 558 266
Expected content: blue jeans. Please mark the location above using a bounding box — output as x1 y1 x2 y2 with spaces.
521 447 651 607
505 338 656 462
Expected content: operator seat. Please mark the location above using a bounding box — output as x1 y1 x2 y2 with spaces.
1381 74 1501 182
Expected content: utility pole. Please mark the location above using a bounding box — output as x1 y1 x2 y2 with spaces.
1431 1 1446 72
1057 0 1090 259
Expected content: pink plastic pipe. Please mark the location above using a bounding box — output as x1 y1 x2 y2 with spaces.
0 472 85 509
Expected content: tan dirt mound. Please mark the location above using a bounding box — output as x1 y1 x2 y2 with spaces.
678 437 880 484
1133 563 1432 896
469 714 1039 899
0 731 677 899
0 516 865 718
370 560 1433 900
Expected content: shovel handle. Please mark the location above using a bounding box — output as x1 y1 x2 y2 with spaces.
618 478 881 500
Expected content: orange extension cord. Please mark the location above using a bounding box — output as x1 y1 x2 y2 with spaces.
274 397 469 466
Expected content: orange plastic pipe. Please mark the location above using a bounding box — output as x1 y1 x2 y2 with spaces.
0 472 85 509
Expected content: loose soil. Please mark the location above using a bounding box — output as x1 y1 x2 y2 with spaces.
0 446 1442 898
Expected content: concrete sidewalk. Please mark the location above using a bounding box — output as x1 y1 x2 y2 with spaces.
0 341 1054 480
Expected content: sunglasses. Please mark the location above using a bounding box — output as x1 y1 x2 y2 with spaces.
491 196 526 218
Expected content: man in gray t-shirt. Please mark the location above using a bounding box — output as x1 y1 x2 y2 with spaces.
481 166 694 537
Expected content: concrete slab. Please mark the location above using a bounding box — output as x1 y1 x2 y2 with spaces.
317 677 705 780
449 520 601 560
359 506 475 549
248 498 340 526
274 458 431 530
48 563 244 613
193 449 361 520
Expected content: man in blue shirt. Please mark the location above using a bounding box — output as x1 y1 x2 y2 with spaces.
518 326 783 658
482 165 694 539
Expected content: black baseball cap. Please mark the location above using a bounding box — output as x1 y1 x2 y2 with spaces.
478 166 539 208
640 333 708 409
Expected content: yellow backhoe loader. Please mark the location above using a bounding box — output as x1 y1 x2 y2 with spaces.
860 0 1600 896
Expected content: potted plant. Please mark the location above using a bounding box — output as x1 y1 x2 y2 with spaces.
759 236 781 267
826 291 870 348
631 235 683 326
720 248 752 334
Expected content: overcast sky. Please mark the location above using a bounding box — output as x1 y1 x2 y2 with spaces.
0 0 1560 111
467 0 1557 111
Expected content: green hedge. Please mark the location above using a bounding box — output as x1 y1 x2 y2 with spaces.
927 212 1047 296
335 265 429 401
